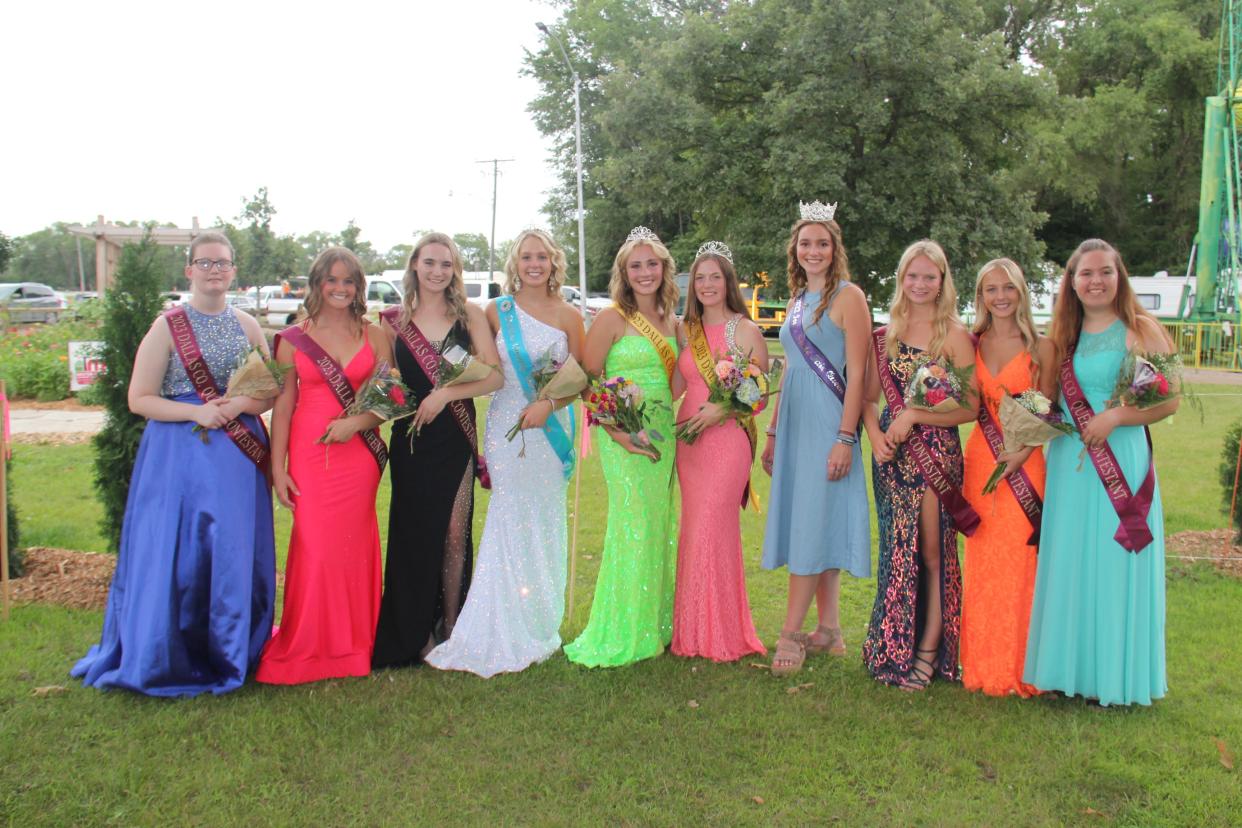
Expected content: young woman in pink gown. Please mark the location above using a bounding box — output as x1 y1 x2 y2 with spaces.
257 247 392 685
670 242 767 662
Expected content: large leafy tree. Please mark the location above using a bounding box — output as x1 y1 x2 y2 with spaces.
528 0 1053 303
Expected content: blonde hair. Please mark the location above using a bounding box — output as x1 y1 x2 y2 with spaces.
887 239 959 359
401 232 469 326
683 253 750 326
786 219 851 325
972 257 1042 384
1049 238 1171 357
609 236 680 318
503 229 568 297
303 246 367 331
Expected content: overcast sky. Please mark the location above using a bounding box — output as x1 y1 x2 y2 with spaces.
1 0 564 251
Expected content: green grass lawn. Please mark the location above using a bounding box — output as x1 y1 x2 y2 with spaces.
2 383 1241 825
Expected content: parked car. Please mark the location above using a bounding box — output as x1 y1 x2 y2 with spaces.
161 291 192 310
560 285 606 321
0 281 64 323
463 272 503 308
226 293 259 315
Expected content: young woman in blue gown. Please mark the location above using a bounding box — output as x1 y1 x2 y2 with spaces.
72 232 276 696
1023 239 1177 706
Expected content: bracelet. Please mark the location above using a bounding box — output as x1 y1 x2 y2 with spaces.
836 433 858 446
546 398 556 413
765 428 777 437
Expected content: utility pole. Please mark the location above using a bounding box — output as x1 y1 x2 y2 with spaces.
477 158 514 276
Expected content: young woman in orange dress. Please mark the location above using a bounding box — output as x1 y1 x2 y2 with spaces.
959 258 1056 697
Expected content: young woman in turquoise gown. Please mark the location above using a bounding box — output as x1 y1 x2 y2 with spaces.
1023 239 1177 706
563 227 679 668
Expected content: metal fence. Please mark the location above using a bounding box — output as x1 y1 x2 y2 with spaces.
1161 321 1241 371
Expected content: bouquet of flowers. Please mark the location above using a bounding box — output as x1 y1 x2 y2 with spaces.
675 350 780 444
317 361 416 445
583 375 669 462
193 346 291 442
1106 350 1184 410
904 356 974 413
981 389 1074 494
504 353 589 444
436 344 495 388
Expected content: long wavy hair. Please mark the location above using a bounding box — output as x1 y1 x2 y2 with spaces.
886 239 959 359
400 232 469 326
609 236 679 319
682 252 750 326
972 257 1043 384
786 219 851 325
503 229 568 297
1049 238 1170 357
303 246 367 330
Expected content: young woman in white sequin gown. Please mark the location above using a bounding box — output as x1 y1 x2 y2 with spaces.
426 230 584 677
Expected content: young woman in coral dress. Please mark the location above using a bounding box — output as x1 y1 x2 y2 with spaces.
1023 239 1176 706
372 232 503 669
670 241 767 663
760 205 872 676
959 258 1056 697
862 240 979 691
257 247 390 685
426 229 584 677
563 227 679 668
73 232 276 696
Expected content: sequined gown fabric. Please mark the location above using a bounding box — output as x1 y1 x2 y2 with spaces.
564 335 678 667
862 340 965 685
762 287 870 576
671 321 766 662
960 349 1043 697
426 305 572 677
256 340 382 684
1024 320 1166 705
372 321 477 668
73 306 276 696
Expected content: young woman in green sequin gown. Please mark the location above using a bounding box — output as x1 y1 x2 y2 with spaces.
564 230 680 668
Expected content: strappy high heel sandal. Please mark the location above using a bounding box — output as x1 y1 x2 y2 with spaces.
900 648 938 692
771 634 806 677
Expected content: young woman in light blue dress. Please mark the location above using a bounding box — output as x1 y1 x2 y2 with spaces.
761 206 871 676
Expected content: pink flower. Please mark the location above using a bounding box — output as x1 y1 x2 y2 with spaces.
388 386 407 406
1156 374 1169 395
926 388 948 406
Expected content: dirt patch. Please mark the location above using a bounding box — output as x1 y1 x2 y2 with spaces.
1166 529 1242 577
10 432 94 446
6 398 103 412
8 547 115 610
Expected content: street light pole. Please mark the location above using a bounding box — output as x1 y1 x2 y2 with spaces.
538 22 588 316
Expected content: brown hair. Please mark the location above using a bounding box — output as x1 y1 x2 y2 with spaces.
886 239 959 359
503 229 568 297
786 219 851 325
1048 239 1171 357
682 253 750 326
973 257 1043 384
401 231 469 326
608 235 679 318
188 230 235 263
303 246 367 329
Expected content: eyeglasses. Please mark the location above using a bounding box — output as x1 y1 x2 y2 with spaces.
191 258 236 272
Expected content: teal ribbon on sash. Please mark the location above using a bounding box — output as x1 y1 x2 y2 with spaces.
497 298 576 480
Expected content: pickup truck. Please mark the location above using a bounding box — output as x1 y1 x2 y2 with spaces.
256 276 404 326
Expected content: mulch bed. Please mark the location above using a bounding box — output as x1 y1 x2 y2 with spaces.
1166 529 1242 577
6 398 103 412
10 432 94 446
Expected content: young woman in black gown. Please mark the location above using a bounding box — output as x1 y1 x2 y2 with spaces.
371 232 503 668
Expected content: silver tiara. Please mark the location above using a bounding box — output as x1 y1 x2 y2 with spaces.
799 200 838 222
696 240 733 263
626 225 661 243
522 225 553 237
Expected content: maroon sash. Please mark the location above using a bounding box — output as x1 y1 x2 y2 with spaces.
276 325 388 473
381 308 490 489
1059 346 1156 553
872 328 980 536
165 306 271 482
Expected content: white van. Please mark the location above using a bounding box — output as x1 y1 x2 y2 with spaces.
463 271 503 308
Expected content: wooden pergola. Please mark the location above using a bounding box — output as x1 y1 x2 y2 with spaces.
67 215 220 292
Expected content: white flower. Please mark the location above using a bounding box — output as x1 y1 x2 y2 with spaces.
736 379 762 406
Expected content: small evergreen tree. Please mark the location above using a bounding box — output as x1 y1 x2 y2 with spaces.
5 455 20 577
1222 418 1242 544
92 237 164 553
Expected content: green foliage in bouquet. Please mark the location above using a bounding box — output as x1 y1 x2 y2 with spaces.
92 237 164 553
1222 417 1242 543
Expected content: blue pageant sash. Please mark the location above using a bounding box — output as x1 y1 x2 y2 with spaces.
788 291 846 403
497 298 576 480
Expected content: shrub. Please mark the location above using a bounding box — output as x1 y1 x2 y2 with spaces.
5 455 20 578
1222 418 1242 543
93 238 164 553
